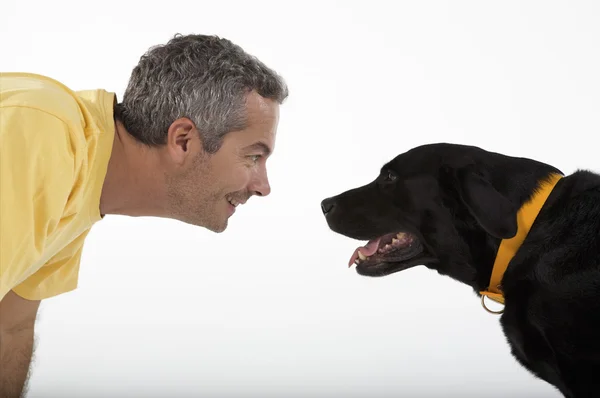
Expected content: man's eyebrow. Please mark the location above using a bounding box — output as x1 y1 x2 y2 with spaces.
243 142 272 156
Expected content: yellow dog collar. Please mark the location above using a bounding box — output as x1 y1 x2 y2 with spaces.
480 173 563 314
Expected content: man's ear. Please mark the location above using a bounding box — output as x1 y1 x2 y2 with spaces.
454 165 518 239
166 118 200 164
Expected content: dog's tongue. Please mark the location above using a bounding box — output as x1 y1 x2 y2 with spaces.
348 237 382 267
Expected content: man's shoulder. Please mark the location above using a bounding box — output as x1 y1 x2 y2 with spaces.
1 72 90 127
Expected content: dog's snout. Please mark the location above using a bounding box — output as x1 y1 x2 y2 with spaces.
321 198 336 215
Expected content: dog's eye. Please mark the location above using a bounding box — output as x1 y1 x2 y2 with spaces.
383 170 397 182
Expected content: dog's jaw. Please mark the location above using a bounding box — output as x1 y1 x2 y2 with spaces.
354 247 435 277
349 232 417 266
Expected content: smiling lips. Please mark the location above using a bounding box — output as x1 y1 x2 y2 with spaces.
228 198 241 208
227 193 249 208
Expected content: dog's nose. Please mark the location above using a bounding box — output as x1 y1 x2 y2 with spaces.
321 198 335 214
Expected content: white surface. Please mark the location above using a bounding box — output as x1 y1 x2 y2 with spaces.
2 1 599 397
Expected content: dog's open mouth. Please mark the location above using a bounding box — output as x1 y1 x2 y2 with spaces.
348 232 424 272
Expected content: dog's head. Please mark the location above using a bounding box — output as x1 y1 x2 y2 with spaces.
321 143 561 287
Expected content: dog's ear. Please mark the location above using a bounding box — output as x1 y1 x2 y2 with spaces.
454 165 518 239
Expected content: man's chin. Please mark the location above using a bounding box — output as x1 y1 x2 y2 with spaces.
209 222 228 233
190 199 234 232
177 214 228 233
199 217 228 233
208 213 230 233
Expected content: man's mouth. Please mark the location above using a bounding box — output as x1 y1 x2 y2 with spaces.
348 232 424 270
227 194 249 208
227 197 241 208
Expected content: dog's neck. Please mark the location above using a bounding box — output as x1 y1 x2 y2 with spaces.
479 172 564 309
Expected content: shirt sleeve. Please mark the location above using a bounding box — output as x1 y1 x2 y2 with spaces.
12 229 91 300
0 105 78 301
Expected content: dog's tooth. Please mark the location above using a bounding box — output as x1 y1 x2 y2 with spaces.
384 244 392 250
392 238 399 245
396 232 406 239
358 251 366 260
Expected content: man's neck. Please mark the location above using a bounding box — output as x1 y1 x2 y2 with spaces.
99 121 167 218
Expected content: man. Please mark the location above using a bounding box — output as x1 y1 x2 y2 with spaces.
0 33 288 397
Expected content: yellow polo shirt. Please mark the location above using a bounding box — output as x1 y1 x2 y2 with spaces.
0 72 115 301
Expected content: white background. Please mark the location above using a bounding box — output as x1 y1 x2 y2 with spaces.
2 1 599 397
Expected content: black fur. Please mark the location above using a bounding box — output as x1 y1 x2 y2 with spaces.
321 143 600 398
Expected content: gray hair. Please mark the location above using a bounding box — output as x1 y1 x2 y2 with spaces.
115 33 289 153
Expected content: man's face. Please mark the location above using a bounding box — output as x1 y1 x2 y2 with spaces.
164 91 279 232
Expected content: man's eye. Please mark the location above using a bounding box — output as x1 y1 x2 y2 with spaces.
249 155 261 162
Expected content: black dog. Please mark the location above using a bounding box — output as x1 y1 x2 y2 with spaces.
321 143 600 398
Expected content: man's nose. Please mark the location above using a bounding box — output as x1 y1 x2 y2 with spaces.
250 175 271 197
321 197 336 214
